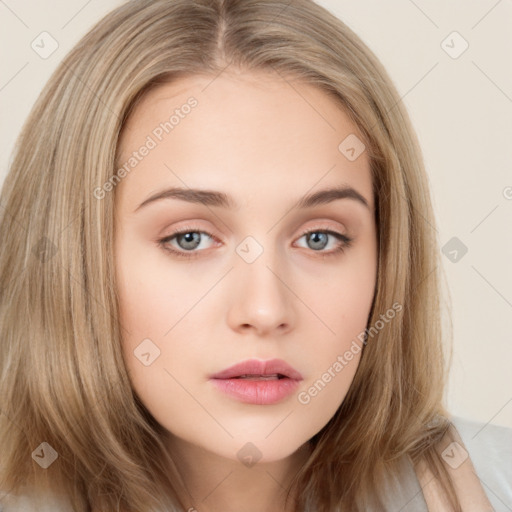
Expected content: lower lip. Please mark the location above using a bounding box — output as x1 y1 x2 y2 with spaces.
209 377 301 405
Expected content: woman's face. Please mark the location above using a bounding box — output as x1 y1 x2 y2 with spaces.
114 70 377 465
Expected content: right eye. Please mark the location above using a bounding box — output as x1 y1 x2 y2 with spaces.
158 226 219 259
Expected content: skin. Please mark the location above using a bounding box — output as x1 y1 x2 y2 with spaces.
114 68 377 512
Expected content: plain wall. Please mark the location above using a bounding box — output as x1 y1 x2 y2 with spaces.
0 0 511 429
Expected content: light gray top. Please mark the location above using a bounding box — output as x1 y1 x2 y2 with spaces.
1 416 511 511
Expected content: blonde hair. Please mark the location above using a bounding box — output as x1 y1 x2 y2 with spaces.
0 0 460 510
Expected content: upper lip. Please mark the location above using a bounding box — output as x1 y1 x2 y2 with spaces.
210 358 303 380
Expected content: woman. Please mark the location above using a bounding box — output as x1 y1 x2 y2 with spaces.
0 0 507 510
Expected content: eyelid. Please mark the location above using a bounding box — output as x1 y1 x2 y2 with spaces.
157 221 218 241
297 221 347 236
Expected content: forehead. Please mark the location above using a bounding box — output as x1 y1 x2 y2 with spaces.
115 70 373 213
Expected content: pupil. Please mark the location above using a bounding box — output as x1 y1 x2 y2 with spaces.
309 232 327 250
179 232 200 250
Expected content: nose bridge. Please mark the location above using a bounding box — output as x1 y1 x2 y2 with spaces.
236 232 287 297
228 232 295 333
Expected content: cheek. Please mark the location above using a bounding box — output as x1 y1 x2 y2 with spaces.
298 288 368 399
115 231 188 339
297 253 376 402
115 262 196 427
115 235 182 385
308 255 376 345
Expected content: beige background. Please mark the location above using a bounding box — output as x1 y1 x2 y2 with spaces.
0 0 511 429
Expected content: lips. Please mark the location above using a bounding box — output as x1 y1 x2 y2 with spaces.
209 358 303 405
210 358 303 381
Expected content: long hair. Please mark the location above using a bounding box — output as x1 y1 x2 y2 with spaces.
0 0 460 510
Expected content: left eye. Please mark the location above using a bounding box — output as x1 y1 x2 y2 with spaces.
158 227 353 259
295 229 352 254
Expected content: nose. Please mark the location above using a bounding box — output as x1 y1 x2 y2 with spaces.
226 250 297 337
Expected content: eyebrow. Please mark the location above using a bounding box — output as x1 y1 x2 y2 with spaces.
134 185 370 212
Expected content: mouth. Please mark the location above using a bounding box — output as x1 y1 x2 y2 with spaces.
208 359 303 405
209 358 303 381
232 374 288 380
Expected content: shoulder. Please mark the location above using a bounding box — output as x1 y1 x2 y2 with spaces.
451 415 512 510
415 415 512 512
0 486 73 511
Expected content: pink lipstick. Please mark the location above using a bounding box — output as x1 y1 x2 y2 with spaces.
209 358 303 405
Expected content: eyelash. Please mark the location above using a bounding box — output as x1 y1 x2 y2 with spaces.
157 225 353 260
